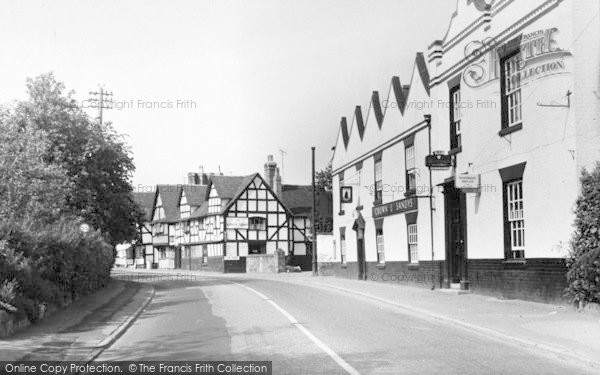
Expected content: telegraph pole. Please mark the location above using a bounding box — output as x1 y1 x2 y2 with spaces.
88 87 113 124
311 147 318 276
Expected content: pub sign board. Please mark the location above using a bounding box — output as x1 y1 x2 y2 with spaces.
340 186 353 204
425 154 452 169
372 197 418 218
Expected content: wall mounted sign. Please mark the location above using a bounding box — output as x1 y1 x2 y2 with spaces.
372 197 418 218
226 217 249 230
455 174 481 192
463 27 571 88
340 186 353 203
425 154 452 169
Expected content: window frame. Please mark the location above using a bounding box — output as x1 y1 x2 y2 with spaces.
505 179 525 259
449 85 462 151
375 222 385 264
374 154 383 205
500 49 523 133
407 223 418 264
405 144 416 195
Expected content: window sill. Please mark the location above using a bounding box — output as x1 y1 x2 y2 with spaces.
498 123 522 137
376 263 386 269
448 146 462 156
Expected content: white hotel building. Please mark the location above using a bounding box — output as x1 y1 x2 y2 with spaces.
326 0 600 302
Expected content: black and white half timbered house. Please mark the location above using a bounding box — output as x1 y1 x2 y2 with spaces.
162 171 314 273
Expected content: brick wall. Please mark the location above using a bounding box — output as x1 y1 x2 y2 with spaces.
468 258 568 303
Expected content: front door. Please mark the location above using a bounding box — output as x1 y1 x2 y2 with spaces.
357 229 366 280
444 184 467 284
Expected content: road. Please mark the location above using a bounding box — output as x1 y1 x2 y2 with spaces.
97 275 595 375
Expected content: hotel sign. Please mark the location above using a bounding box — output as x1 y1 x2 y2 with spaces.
372 197 418 218
455 174 481 192
226 217 249 229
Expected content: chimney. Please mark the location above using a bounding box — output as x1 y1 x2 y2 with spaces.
199 165 209 185
274 167 282 197
187 172 199 184
264 155 278 192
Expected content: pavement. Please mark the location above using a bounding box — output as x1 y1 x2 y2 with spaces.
109 268 600 374
0 279 154 362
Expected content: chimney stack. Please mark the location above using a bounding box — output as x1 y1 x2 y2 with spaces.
264 155 282 196
187 172 199 184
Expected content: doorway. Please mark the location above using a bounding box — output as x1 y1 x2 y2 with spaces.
444 183 467 285
357 230 366 280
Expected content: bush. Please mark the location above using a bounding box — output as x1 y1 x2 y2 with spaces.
566 162 600 306
0 217 115 318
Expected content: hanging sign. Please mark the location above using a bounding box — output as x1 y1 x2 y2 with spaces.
340 186 353 203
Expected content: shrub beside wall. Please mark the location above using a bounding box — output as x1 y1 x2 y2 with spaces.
566 162 600 307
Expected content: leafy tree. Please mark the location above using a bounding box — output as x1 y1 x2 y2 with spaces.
566 162 600 306
12 73 141 245
316 162 332 192
0 115 69 229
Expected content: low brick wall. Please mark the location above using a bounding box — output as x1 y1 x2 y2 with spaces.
468 258 568 303
318 260 444 288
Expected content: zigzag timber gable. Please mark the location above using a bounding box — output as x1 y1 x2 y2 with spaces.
332 52 432 172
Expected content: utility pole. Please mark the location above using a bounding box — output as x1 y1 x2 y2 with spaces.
311 147 318 276
88 86 113 125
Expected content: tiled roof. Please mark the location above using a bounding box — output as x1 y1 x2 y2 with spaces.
181 185 208 206
281 185 333 217
281 185 313 215
211 175 256 200
132 192 155 221
190 203 209 218
154 184 183 223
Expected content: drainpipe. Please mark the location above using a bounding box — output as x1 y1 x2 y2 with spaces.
425 114 436 290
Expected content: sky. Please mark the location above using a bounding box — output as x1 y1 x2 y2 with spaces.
0 0 457 190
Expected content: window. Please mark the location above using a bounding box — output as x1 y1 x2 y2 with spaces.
340 227 346 264
405 145 416 194
202 245 208 264
408 224 418 264
190 221 199 236
374 155 382 204
376 223 385 264
450 86 462 150
502 52 522 129
506 180 525 259
183 221 190 234
249 217 266 230
339 172 345 214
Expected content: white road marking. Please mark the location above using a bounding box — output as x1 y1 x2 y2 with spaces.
233 282 362 375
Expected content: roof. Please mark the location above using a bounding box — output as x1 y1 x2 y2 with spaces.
153 184 183 223
132 192 155 221
211 175 256 200
181 185 208 206
281 185 333 218
281 185 313 215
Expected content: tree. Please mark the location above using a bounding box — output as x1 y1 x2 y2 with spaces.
0 114 70 230
12 73 141 245
565 162 600 307
316 163 332 192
